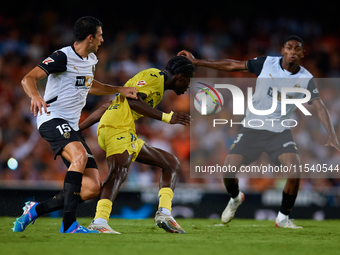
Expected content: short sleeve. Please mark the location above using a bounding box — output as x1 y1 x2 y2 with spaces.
307 78 320 105
38 50 67 75
246 56 267 76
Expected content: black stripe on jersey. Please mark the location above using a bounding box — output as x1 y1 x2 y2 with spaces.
46 96 58 104
307 78 320 105
38 50 67 75
71 45 84 60
246 56 267 76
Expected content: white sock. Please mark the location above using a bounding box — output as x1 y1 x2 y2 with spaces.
277 211 288 221
93 218 107 224
159 207 171 215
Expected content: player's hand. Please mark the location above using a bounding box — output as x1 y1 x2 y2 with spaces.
170 112 192 125
177 50 198 65
325 137 340 152
31 94 49 117
119 87 138 100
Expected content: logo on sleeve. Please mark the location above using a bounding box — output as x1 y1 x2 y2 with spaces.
42 57 55 65
313 88 319 94
136 80 147 87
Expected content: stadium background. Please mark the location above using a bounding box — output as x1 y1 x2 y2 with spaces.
1 1 340 219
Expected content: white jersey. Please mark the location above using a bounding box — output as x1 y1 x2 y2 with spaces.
37 46 97 131
244 56 320 132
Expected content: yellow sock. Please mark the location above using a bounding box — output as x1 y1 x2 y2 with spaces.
94 199 113 222
158 187 174 211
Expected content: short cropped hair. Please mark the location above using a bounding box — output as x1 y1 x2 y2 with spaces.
283 35 304 47
73 16 102 42
165 56 195 77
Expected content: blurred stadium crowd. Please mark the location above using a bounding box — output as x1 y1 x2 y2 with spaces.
1 10 340 193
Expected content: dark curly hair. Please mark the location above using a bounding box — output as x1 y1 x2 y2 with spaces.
165 56 195 77
73 16 102 42
283 35 304 47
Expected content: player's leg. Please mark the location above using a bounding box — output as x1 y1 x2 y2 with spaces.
58 141 100 233
136 142 185 233
275 152 302 229
13 119 99 233
221 154 245 224
266 129 302 229
89 151 133 234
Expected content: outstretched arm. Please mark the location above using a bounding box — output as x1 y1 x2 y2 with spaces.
89 80 138 99
312 99 340 151
177 50 249 72
128 93 191 125
79 102 111 131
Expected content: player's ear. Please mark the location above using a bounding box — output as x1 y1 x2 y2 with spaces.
281 47 285 55
87 34 94 42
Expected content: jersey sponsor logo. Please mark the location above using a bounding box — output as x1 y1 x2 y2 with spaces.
267 87 293 101
136 80 147 87
42 57 55 65
75 76 93 88
147 99 154 107
108 104 119 110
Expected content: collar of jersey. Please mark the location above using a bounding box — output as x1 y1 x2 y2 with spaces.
71 45 88 60
279 57 300 75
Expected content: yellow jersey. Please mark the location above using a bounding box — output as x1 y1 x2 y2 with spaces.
98 68 165 131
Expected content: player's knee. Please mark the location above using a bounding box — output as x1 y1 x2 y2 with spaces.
166 154 180 174
69 150 88 170
286 177 300 186
109 166 128 183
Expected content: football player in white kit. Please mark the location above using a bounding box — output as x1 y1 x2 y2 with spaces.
179 36 340 228
13 16 137 233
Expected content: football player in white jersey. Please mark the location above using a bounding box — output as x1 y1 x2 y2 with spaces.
178 35 340 229
13 16 137 234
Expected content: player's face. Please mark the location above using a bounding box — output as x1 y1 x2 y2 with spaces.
173 75 192 95
281 40 304 66
91 26 104 53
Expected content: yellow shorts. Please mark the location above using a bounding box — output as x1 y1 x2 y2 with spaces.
97 127 144 162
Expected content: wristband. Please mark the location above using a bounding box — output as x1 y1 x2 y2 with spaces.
161 111 174 123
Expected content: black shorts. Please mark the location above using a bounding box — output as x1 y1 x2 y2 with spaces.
39 118 98 169
229 127 299 166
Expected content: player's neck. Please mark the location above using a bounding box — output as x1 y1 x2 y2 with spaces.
281 58 300 74
73 42 91 59
163 70 173 91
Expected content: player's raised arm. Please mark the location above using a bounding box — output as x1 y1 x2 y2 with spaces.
89 80 138 99
177 50 249 72
312 99 340 151
127 93 191 126
79 101 111 131
21 66 49 116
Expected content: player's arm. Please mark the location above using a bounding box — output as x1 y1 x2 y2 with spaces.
78 101 111 131
177 50 248 72
89 80 138 99
312 99 340 151
21 66 49 116
127 93 191 125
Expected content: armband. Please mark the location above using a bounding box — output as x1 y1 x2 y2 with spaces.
161 111 174 123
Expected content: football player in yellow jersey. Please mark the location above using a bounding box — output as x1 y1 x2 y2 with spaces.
79 56 195 234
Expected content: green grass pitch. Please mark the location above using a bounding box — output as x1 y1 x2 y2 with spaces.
1 217 339 255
